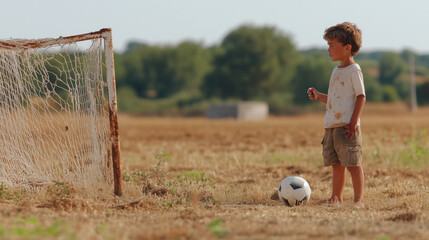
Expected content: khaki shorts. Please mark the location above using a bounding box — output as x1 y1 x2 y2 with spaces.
322 126 363 167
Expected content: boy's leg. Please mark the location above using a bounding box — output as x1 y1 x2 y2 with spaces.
347 166 365 206
321 128 346 204
330 163 346 203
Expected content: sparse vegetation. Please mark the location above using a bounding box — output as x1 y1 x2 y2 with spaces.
208 218 231 239
0 217 75 239
0 105 428 239
0 184 24 201
47 181 74 200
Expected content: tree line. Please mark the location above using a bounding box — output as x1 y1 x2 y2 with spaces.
113 24 429 115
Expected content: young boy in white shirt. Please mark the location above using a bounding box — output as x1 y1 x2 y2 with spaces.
307 22 366 208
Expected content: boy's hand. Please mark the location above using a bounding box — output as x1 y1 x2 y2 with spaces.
342 95 365 139
307 88 319 100
342 123 356 139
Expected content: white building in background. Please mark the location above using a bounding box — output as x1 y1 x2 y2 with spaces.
207 101 268 121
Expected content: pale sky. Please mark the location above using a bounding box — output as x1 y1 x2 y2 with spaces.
2 0 429 53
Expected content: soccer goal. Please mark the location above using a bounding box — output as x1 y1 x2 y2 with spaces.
0 29 123 196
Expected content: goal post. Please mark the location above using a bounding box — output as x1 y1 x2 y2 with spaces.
103 29 124 196
0 29 124 196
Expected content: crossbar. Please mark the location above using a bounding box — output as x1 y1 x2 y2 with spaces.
0 28 112 50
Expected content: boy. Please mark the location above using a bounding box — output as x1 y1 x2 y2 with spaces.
307 22 366 208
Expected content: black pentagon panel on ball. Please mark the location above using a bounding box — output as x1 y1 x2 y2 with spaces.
290 178 304 190
279 185 282 192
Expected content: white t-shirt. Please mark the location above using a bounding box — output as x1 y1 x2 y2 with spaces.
324 63 365 129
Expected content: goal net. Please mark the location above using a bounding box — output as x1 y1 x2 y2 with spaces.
0 29 123 195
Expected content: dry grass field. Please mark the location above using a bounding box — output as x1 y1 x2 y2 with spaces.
0 103 428 240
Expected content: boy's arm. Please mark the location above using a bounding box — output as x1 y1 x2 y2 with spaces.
342 94 366 139
307 88 327 103
317 93 328 104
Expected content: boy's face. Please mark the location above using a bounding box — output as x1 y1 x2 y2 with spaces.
327 38 350 62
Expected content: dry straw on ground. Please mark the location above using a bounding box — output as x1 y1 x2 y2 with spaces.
0 103 428 239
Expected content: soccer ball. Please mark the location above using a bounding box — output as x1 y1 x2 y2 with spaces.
278 176 311 207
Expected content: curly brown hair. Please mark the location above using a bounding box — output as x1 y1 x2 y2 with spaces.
323 22 362 56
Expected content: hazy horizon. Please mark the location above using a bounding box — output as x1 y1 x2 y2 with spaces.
1 0 429 54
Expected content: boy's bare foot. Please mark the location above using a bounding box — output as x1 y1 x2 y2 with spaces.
353 201 365 209
318 197 341 205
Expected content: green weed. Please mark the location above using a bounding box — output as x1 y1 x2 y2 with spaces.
123 152 170 187
208 218 231 239
160 173 216 209
123 171 147 182
153 151 170 184
176 171 214 188
0 184 24 200
370 129 429 168
0 184 12 200
96 222 114 239
141 153 218 209
0 217 75 239
124 152 169 184
47 181 74 200
399 129 428 168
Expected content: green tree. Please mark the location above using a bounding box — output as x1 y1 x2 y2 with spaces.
202 25 299 100
393 75 410 100
379 52 406 85
170 41 212 95
121 43 149 97
363 71 383 102
382 85 400 102
122 42 211 99
416 82 429 105
114 53 127 88
291 53 332 105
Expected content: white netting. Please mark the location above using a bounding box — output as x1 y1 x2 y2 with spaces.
0 36 113 190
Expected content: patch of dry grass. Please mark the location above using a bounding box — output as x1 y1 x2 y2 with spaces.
0 104 428 239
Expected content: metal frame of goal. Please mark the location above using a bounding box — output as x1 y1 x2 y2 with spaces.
0 29 124 196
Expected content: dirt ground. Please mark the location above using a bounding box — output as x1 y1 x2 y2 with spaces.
0 103 428 239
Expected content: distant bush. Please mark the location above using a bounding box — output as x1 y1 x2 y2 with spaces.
363 71 383 102
382 85 400 102
117 86 143 114
265 92 293 114
417 82 429 105
118 88 210 116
